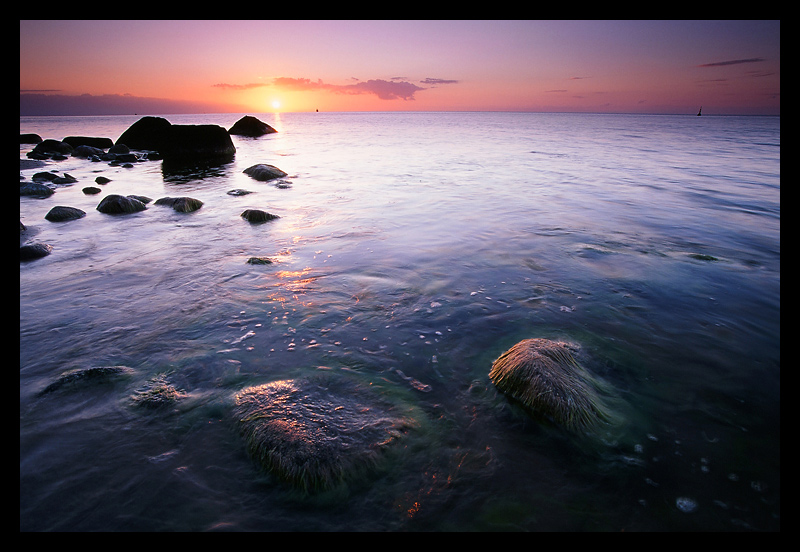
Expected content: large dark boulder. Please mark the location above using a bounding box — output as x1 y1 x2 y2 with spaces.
116 116 235 161
20 243 53 261
115 116 172 150
20 182 55 198
228 115 277 137
20 133 42 144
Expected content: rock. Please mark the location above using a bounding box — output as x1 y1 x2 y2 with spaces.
32 171 58 182
154 196 203 212
227 189 253 196
115 116 172 151
71 145 106 158
243 163 288 181
20 243 53 261
45 206 86 222
233 374 415 492
108 143 130 155
228 115 278 137
241 209 279 223
131 374 186 408
489 338 617 433
39 365 134 395
96 194 147 214
62 136 114 149
32 139 73 155
246 256 274 265
20 133 42 144
20 182 55 198
51 173 78 185
95 176 112 184
127 195 152 205
82 186 102 195
116 116 235 161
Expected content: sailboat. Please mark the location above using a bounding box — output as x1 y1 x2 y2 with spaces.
697 106 702 116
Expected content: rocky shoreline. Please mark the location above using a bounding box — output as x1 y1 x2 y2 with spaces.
20 115 284 262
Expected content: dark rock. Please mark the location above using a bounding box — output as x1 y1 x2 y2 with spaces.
227 189 253 196
52 174 78 185
96 194 147 214
115 116 172 150
45 206 86 222
228 115 278 137
20 158 47 171
32 139 73 155
39 365 134 395
243 163 288 181
20 182 55 198
20 133 43 144
95 176 112 184
128 195 152 204
241 209 279 223
116 116 235 161
31 171 58 182
62 136 114 149
154 196 203 212
82 186 102 195
71 145 106 158
20 243 53 261
246 256 274 265
108 143 130 154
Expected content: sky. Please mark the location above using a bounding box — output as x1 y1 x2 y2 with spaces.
20 20 780 116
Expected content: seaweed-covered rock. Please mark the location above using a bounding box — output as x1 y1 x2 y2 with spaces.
489 338 616 432
241 209 279 223
131 374 186 408
97 194 147 214
45 206 86 222
228 115 277 137
154 196 203 213
243 164 287 181
233 374 415 492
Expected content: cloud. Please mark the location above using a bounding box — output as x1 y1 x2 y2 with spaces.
270 77 426 101
20 92 245 116
212 82 268 90
420 78 459 85
697 57 766 67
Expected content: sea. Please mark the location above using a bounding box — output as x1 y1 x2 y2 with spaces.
20 111 780 531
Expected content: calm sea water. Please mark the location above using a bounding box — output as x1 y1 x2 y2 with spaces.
20 112 779 531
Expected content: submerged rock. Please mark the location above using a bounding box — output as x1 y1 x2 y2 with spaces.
233 374 415 492
39 365 135 395
489 338 617 433
243 163 287 181
131 374 186 408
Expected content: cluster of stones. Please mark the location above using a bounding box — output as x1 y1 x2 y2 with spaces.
21 115 285 262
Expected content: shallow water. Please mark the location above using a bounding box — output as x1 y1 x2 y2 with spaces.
20 112 779 531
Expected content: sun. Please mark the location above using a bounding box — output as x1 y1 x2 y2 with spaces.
271 99 281 110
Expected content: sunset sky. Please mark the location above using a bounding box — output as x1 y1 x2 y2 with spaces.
20 20 780 116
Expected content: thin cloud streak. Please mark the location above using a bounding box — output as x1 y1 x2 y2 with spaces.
697 57 766 67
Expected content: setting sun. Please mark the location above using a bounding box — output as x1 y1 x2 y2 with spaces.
271 99 281 110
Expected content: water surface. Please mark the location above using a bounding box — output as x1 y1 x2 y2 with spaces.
20 112 780 531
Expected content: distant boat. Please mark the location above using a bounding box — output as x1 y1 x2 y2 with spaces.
697 107 702 116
